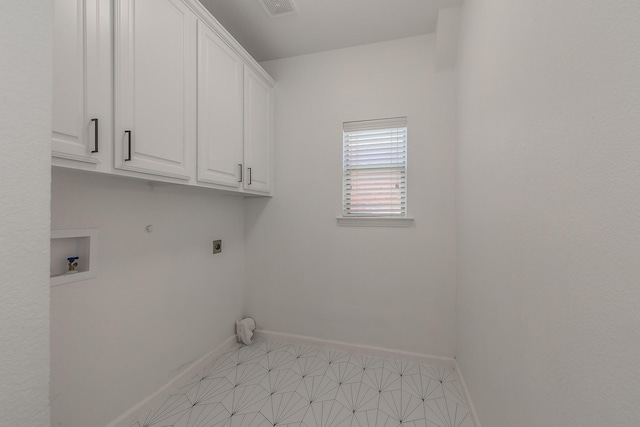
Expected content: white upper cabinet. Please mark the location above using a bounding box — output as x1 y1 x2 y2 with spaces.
197 21 244 188
53 0 275 194
243 65 273 194
196 20 275 195
114 0 197 180
52 0 111 169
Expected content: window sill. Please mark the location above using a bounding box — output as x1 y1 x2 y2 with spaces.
336 217 415 228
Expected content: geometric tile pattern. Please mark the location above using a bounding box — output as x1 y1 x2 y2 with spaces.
130 339 473 427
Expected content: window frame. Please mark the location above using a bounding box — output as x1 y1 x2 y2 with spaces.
340 117 412 225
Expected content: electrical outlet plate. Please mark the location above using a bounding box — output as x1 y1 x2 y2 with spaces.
213 240 222 254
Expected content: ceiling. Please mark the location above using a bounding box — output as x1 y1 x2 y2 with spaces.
200 0 464 62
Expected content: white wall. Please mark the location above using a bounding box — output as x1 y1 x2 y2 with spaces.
456 1 640 426
0 1 52 426
50 169 246 427
245 35 457 357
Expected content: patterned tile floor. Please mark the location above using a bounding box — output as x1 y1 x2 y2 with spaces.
131 339 473 427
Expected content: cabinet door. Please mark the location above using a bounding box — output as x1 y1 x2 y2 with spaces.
52 0 110 167
243 66 273 194
114 0 196 180
197 22 244 188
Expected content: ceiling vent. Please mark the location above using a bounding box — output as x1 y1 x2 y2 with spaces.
259 0 298 17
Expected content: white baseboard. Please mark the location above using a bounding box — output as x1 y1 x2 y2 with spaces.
254 329 456 369
454 360 483 427
106 335 238 427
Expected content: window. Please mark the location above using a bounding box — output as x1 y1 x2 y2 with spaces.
342 117 408 217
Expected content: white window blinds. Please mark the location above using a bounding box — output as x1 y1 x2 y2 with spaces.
343 117 408 217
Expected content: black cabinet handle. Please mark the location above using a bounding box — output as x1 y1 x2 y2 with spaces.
248 167 252 185
124 130 132 161
91 118 99 153
238 164 243 183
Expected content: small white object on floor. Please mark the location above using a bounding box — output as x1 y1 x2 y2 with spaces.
236 317 256 345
